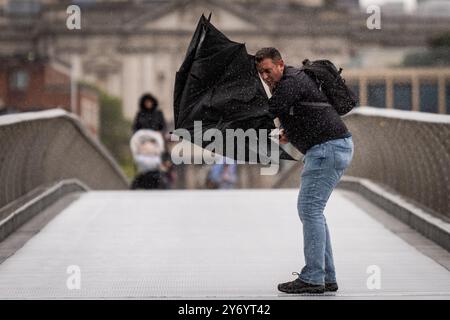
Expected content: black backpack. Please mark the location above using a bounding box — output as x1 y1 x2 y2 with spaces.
300 59 358 116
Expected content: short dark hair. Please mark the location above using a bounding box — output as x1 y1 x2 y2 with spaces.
255 47 282 64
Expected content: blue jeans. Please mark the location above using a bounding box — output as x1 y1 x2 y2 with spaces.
297 135 354 285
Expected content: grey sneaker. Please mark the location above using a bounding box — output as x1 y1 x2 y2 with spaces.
278 272 325 294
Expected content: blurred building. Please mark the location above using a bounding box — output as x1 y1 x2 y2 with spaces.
335 0 360 11
416 0 450 17
0 0 449 122
364 0 415 14
380 1 408 15
0 54 100 135
345 68 450 114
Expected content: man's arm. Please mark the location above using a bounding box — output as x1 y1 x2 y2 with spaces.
269 77 302 144
270 117 288 144
268 77 301 119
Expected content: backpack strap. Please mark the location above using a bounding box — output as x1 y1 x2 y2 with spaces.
289 102 333 115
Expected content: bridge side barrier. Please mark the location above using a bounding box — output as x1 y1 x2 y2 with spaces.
0 109 129 212
274 107 450 220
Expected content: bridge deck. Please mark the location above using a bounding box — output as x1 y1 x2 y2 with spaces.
0 189 449 299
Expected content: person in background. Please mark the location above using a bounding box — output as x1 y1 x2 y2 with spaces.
205 162 238 189
130 130 165 190
132 93 176 188
160 152 176 189
132 93 167 134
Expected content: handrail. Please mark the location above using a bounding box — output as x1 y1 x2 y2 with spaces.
0 109 129 210
273 107 450 219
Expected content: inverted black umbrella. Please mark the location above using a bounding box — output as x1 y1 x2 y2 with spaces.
173 14 297 163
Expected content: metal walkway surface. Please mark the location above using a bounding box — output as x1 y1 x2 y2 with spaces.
0 189 449 299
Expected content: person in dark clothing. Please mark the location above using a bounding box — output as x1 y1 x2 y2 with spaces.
132 93 167 133
266 65 351 155
160 151 176 189
255 47 354 294
130 170 162 189
130 93 171 190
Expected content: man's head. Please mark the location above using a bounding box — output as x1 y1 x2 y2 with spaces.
255 47 285 90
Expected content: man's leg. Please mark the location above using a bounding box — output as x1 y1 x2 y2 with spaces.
297 143 345 285
297 169 335 284
323 136 354 285
278 137 353 293
324 222 337 284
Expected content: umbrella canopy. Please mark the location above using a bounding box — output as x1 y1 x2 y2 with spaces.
173 14 298 163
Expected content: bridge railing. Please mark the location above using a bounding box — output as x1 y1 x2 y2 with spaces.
274 107 450 220
343 107 449 219
0 109 129 211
